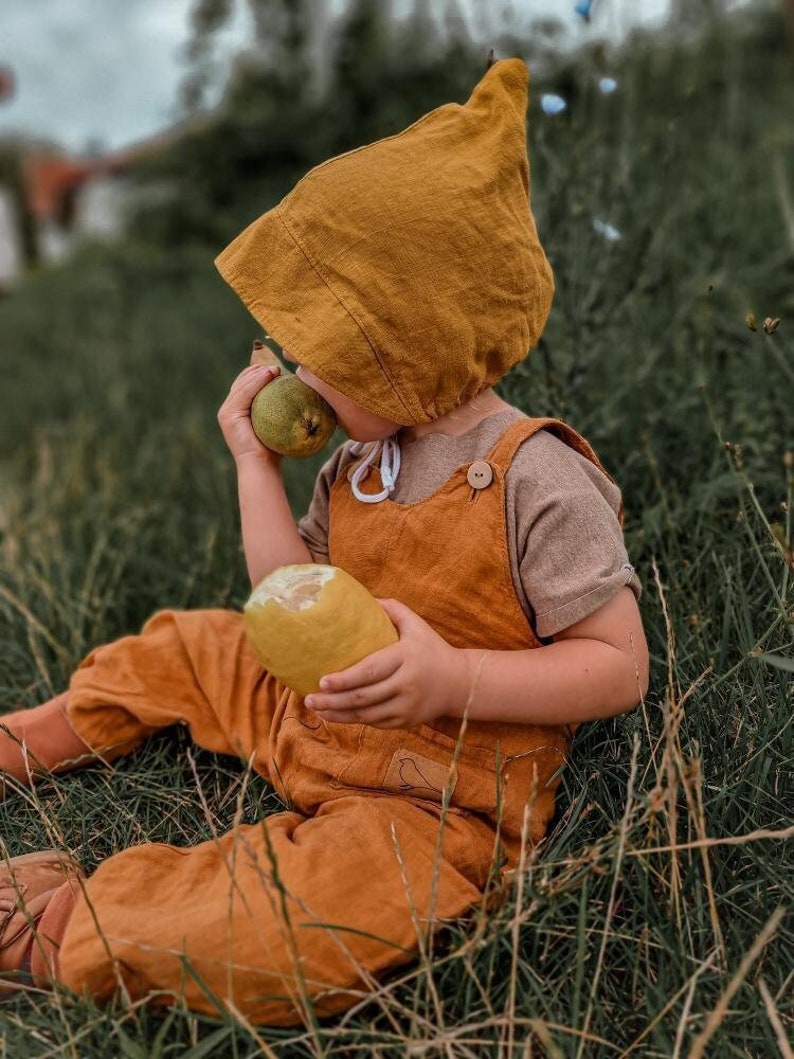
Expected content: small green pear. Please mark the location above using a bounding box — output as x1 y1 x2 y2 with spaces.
249 340 337 458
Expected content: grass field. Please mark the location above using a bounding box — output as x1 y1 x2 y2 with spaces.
0 5 792 1056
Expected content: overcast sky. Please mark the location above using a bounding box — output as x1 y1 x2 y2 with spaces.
0 0 678 154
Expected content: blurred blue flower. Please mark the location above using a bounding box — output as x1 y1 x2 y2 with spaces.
541 94 568 116
598 77 618 94
575 1 595 22
593 219 622 242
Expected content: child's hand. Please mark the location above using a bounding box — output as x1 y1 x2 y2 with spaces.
304 599 472 729
218 363 281 463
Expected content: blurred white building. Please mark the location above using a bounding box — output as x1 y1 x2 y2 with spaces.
0 120 192 284
0 186 21 288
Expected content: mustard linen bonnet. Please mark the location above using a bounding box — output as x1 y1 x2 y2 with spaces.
215 58 554 425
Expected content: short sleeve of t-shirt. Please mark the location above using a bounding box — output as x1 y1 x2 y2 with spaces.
508 429 639 638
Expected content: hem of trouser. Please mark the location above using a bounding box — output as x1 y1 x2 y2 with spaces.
64 689 151 764
29 881 79 983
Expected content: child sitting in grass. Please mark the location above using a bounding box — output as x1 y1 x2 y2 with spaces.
0 58 647 1023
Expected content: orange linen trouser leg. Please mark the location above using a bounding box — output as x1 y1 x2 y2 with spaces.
58 609 496 1024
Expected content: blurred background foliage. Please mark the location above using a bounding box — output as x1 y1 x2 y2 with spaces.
133 0 501 246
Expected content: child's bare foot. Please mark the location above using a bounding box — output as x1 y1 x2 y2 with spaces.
0 694 96 793
0 850 84 990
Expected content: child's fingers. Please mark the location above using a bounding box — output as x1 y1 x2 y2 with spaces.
237 364 280 392
305 672 398 714
307 697 400 727
317 648 401 694
223 365 280 408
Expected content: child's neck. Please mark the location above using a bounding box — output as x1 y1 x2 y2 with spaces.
399 388 510 443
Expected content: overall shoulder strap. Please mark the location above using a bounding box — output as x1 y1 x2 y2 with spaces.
486 417 624 524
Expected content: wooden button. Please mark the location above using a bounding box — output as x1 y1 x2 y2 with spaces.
467 461 493 489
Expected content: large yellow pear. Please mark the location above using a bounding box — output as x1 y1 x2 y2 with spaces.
243 564 399 695
249 341 336 457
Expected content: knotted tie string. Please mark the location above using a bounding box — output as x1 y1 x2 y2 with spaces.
349 436 402 503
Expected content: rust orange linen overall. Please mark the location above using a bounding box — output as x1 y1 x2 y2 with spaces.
58 419 606 1023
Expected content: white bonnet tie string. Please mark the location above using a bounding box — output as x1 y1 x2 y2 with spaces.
350 436 402 503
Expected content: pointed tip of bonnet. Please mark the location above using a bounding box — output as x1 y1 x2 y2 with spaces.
468 57 530 118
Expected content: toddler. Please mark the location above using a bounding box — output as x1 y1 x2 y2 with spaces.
0 58 648 1024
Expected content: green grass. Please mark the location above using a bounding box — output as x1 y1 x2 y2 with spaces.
1 5 792 1056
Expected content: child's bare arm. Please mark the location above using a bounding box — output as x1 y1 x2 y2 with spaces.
454 587 649 725
305 587 648 729
218 364 312 586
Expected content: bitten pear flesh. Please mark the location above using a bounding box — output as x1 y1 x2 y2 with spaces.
244 564 398 696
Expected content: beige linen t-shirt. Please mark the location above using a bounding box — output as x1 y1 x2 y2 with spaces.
298 407 641 640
